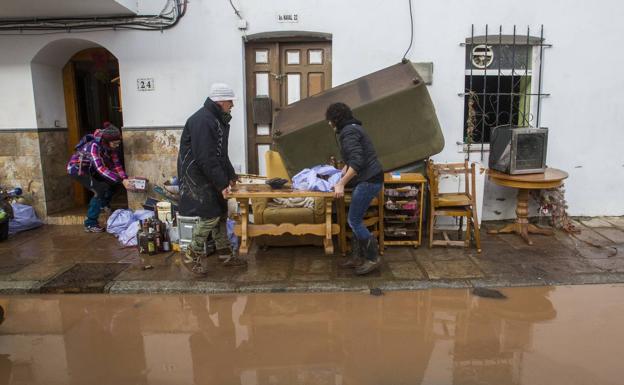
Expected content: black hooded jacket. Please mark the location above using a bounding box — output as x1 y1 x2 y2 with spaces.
336 118 383 185
177 98 237 218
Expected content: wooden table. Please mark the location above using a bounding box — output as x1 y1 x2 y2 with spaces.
228 184 340 255
487 168 569 245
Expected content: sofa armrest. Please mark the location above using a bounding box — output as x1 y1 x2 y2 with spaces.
251 198 269 224
312 196 326 223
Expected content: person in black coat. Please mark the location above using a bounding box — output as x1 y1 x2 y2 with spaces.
327 102 384 275
177 83 245 275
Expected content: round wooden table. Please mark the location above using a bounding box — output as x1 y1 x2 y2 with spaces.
487 168 569 245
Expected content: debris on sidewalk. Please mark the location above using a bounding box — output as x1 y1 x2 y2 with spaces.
472 287 507 299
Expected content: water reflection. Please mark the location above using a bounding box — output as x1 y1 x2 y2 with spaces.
2 285 614 385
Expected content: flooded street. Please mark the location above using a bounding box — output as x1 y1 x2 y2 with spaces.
0 285 623 385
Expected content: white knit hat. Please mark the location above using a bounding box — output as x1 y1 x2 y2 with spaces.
209 83 236 101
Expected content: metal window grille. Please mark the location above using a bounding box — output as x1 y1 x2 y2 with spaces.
460 25 551 159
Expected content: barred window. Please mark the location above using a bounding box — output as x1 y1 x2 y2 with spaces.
462 25 550 152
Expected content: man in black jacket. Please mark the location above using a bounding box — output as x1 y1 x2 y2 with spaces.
177 83 245 275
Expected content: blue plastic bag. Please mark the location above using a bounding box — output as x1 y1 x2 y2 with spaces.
227 218 239 250
8 203 43 235
292 165 341 192
109 209 155 247
107 209 155 237
106 209 134 236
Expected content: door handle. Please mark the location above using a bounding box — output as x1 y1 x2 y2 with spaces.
270 73 285 81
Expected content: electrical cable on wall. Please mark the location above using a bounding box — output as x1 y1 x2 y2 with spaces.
228 0 243 20
227 0 248 41
402 0 414 62
0 0 187 34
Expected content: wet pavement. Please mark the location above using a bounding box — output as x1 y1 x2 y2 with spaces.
0 284 623 384
0 218 623 294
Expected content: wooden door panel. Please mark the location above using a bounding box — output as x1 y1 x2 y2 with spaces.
245 41 331 174
308 72 324 97
245 43 279 175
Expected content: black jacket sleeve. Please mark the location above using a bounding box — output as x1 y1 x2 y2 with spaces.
341 127 365 173
226 156 237 181
190 117 230 191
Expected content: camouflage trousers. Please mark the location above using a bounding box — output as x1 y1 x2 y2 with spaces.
190 216 231 254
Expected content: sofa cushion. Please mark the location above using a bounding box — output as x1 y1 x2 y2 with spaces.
262 207 315 224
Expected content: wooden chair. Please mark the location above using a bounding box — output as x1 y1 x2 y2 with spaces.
427 160 481 252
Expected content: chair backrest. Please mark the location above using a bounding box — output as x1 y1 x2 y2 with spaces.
427 160 477 204
264 150 290 180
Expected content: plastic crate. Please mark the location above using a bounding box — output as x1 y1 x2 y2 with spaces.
177 215 201 251
176 215 216 254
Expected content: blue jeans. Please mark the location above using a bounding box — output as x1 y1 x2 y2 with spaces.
72 175 114 227
347 181 383 242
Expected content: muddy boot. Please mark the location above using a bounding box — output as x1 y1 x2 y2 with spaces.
205 239 216 256
355 237 381 275
216 247 233 260
222 247 247 267
182 248 208 276
339 237 364 268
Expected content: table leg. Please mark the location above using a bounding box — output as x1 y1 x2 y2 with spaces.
238 198 250 255
487 188 554 245
515 188 532 244
378 189 385 255
324 198 334 255
488 189 531 243
528 223 554 236
337 197 347 256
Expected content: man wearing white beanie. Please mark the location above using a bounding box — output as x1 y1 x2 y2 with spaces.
177 83 245 275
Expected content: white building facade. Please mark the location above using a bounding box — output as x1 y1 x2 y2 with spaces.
0 0 622 218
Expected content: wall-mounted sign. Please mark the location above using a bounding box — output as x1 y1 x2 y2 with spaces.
277 12 299 23
137 78 155 91
471 45 494 69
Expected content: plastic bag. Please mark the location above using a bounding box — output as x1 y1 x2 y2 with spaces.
133 210 154 222
106 209 154 247
107 209 154 236
106 209 134 236
292 165 341 192
118 221 141 247
8 203 43 235
118 211 155 247
227 218 239 250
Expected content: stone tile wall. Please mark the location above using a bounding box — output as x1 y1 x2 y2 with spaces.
38 130 73 215
0 131 46 216
2 127 190 216
122 128 181 209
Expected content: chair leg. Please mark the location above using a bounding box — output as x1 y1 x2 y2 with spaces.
428 212 435 248
472 209 482 253
464 214 471 248
458 216 464 240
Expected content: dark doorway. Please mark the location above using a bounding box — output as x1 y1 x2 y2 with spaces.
73 50 123 138
63 48 126 208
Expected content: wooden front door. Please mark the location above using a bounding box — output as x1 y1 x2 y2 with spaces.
244 41 332 175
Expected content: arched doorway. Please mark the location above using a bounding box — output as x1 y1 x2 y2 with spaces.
30 39 126 219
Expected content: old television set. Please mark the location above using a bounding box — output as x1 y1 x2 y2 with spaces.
489 126 548 174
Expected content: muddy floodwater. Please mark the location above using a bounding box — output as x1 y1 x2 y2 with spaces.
1 285 623 385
